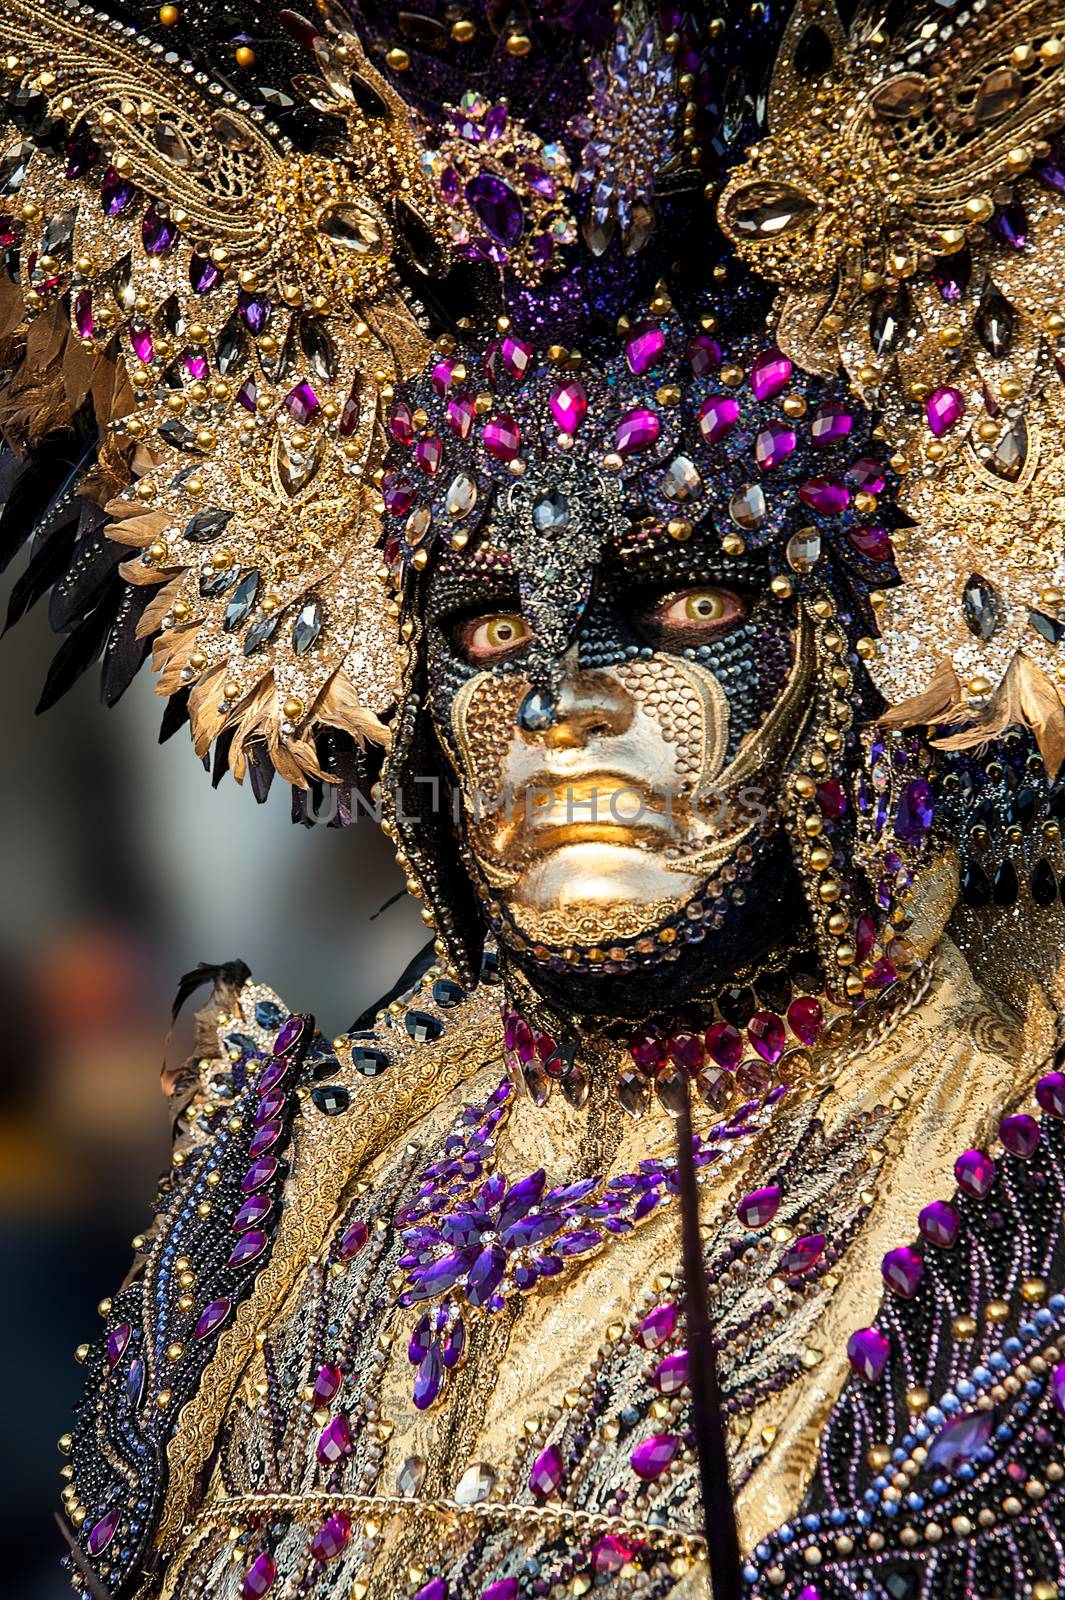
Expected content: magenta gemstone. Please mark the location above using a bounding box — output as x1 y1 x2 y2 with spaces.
698 394 740 444
630 1026 666 1075
249 1121 282 1158
255 1090 287 1126
616 406 661 455
591 1536 637 1575
999 1112 1039 1158
482 414 520 461
638 1302 677 1349
284 382 320 424
446 394 474 438
189 251 221 293
750 347 792 400
86 1506 121 1556
625 322 666 376
273 1015 306 1055
130 324 154 363
243 1157 279 1192
918 1200 959 1249
142 205 178 255
414 433 442 475
241 1552 277 1599
786 996 824 1046
391 401 415 443
415 1582 448 1600
747 1011 785 1064
100 167 137 216
233 1194 272 1232
799 477 849 515
549 379 588 433
705 1021 743 1069
855 913 876 960
815 780 845 817
687 334 721 376
847 1326 890 1383
481 1583 518 1600
881 1245 924 1299
780 1233 825 1275
183 350 207 380
667 1031 705 1074
465 172 525 246
925 385 964 436
316 1414 353 1465
755 421 796 470
847 457 886 494
1054 1363 1065 1416
257 1057 291 1096
74 290 94 339
810 403 853 446
501 335 533 379
383 474 416 518
310 1512 350 1562
237 376 259 413
194 1297 232 1339
433 358 459 396
1037 1073 1065 1117
339 385 361 436
955 1148 995 1198
227 1230 268 1269
847 525 893 562
529 1442 564 1499
313 1363 341 1404
653 1349 689 1394
339 1220 369 1257
106 1323 131 1372
630 1433 680 1479
737 1186 781 1229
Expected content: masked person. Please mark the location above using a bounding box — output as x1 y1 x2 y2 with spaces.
3 2 1065 1598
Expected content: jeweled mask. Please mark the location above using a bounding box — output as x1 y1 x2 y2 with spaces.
379 299 936 1013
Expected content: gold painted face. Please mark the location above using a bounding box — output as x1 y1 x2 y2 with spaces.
442 617 813 952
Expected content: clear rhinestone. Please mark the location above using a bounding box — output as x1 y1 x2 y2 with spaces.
531 489 571 532
454 1462 496 1505
397 1455 426 1498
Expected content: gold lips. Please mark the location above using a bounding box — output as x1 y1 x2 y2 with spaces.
478 774 688 859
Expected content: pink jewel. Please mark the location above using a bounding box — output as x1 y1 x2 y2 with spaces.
390 402 415 444
925 385 964 436
625 322 666 376
313 1363 342 1404
629 1027 666 1075
482 414 520 460
528 1443 564 1499
754 421 796 471
501 335 534 379
697 394 740 444
446 394 475 438
549 379 588 433
630 1433 679 1479
615 407 661 455
749 347 792 400
746 1011 785 1064
704 1021 742 1069
736 1185 780 1228
637 1302 676 1349
780 1232 825 1274
431 358 457 396
786 996 824 1046
414 433 442 475
667 1031 705 1074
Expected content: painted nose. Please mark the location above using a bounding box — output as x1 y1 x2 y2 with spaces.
521 665 636 751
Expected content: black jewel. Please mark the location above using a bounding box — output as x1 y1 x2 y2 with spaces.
200 566 240 598
255 1000 285 1028
311 1084 351 1115
405 1010 443 1044
159 418 202 453
1030 608 1065 646
961 860 992 907
962 573 999 641
755 968 791 1013
1031 859 1058 906
185 508 232 543
216 312 249 376
1009 785 1036 829
480 949 501 984
975 289 1014 357
244 613 281 656
351 1045 389 1077
718 986 756 1027
292 596 324 656
992 859 1019 906
869 286 908 356
224 570 260 632
432 978 466 1008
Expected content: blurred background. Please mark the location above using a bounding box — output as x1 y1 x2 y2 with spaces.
0 570 428 1598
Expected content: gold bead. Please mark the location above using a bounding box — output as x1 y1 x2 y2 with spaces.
178 1293 194 1313
98 1298 112 1318
58 1433 73 1454
158 3 179 22
282 696 304 721
451 19 475 42
667 518 692 541
770 575 794 598
234 45 255 67
906 1387 929 1412
167 1342 184 1362
954 1314 977 1339
386 46 411 70
1021 1278 1046 1303
156 1389 172 1409
986 1298 1010 1323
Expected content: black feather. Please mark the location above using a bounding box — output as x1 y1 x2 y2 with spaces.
4 518 79 630
0 421 99 577
170 958 252 1023
243 734 276 804
100 583 153 707
49 509 124 632
211 726 236 787
159 688 191 744
34 570 122 713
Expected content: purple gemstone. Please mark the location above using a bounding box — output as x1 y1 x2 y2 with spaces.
189 252 222 293
881 1245 924 1298
652 1350 689 1394
418 1251 470 1297
72 288 94 339
787 996 824 1045
955 1148 995 1198
750 347 792 400
1037 1073 1065 1117
86 1506 121 1556
844 1324 889 1388
242 1157 279 1193
780 1233 825 1275
925 386 964 437
313 1363 341 1404
549 379 587 433
414 433 442 475
625 322 666 376
698 393 740 444
310 1512 350 1561
234 1194 272 1232
241 1552 277 1599
255 1090 288 1126
257 1057 291 1096
316 1413 352 1465
100 167 137 216
273 1015 306 1055
130 324 154 363
1054 1363 1065 1416
415 1582 447 1600
736 1185 781 1229
413 1342 443 1409
847 457 886 493
847 525 894 563
638 1302 676 1349
615 407 661 456
999 1112 1039 1158
810 403 854 446
529 1442 564 1499
465 1244 506 1307
847 1326 889 1383
183 350 207 379
927 1410 994 1472
592 1537 637 1575
249 1121 283 1158
1038 151 1065 194
748 1012 785 1064
481 1584 517 1600
284 382 320 424
447 394 475 438
991 203 1027 250
227 1230 268 1269
497 1170 546 1229
799 477 850 515
383 473 416 517
482 414 520 461
443 1319 466 1368
894 778 933 842
126 1357 145 1405
484 104 508 141
142 204 178 255
755 422 796 471
630 1433 680 1479
688 334 721 376
236 377 259 413
501 335 533 379
465 173 525 246
705 1022 743 1070
65 134 97 179
238 291 271 336
918 1200 959 1248
106 1322 131 1372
